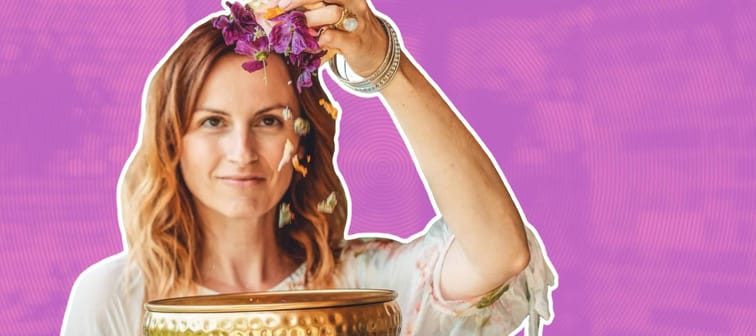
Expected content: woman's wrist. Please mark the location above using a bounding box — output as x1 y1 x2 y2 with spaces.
328 17 401 95
379 52 416 98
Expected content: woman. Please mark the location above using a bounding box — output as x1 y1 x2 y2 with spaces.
62 0 556 335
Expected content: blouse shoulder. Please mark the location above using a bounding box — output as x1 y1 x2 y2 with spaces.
335 228 430 291
61 252 144 336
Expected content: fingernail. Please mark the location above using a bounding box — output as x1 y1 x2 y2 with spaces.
278 0 292 9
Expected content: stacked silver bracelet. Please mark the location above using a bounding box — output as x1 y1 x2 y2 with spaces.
328 17 401 94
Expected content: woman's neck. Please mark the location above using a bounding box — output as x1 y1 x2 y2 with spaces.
196 207 298 293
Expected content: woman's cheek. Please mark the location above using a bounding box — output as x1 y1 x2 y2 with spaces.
183 133 224 174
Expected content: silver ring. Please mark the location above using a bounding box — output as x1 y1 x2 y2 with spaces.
334 8 358 32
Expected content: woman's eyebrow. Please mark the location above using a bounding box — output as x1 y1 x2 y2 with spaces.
195 104 287 116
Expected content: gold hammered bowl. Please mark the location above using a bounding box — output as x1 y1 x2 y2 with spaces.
143 289 401 335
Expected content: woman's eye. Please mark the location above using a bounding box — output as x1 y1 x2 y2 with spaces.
259 116 282 127
200 117 223 128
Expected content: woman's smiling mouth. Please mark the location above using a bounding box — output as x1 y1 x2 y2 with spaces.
218 175 266 187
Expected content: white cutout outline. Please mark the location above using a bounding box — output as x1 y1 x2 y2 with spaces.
62 3 559 335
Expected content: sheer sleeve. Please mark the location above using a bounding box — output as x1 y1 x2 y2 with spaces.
60 253 144 336
336 217 557 335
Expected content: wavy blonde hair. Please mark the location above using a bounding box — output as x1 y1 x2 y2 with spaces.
120 20 348 300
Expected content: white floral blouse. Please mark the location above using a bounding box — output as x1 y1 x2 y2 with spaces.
62 217 556 335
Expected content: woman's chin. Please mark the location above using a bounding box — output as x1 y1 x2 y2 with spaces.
215 204 273 222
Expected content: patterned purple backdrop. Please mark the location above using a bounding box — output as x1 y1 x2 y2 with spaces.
1 0 754 334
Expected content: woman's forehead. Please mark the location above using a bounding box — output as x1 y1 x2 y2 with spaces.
196 54 298 115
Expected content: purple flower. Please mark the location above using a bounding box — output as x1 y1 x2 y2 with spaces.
212 1 261 45
289 50 326 92
211 3 325 91
269 11 319 56
233 25 270 72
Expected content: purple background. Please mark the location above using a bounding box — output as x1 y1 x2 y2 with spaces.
1 0 754 334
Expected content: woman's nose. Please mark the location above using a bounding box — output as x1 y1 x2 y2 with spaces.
225 127 259 165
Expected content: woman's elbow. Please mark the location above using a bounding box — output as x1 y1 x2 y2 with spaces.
502 248 530 281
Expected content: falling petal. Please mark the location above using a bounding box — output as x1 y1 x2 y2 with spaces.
317 192 337 214
264 7 285 19
242 60 265 72
319 99 339 120
296 71 312 93
278 202 293 228
291 155 308 177
277 138 295 171
282 106 292 120
294 117 310 136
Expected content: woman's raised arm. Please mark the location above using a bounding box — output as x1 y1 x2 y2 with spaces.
375 52 530 299
284 0 531 299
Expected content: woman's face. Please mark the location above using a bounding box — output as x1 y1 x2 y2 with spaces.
180 54 301 221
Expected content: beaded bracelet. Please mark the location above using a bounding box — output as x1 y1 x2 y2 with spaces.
328 17 401 94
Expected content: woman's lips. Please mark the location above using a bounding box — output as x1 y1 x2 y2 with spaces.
218 176 266 187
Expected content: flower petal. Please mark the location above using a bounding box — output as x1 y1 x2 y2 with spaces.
234 39 254 55
296 71 312 92
242 60 265 72
211 15 231 30
290 32 308 54
269 25 291 54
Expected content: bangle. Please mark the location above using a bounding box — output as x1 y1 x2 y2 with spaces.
328 17 401 95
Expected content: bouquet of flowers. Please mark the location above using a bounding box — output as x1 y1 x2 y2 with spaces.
212 1 326 92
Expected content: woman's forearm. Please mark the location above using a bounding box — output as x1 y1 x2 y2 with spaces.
378 53 530 289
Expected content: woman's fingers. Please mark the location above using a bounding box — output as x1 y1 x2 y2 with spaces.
273 0 386 78
302 5 342 28
317 27 350 52
276 0 298 11
278 0 350 12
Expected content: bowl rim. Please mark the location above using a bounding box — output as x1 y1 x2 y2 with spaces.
144 289 398 313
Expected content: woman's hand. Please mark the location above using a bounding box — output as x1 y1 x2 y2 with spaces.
278 0 389 78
